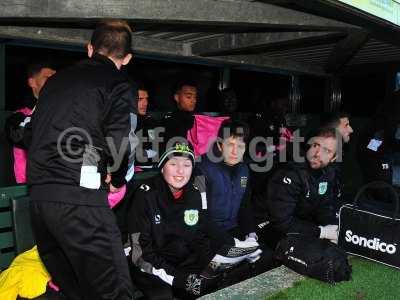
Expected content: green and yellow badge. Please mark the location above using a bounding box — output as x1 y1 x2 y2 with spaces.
175 143 191 153
184 209 199 226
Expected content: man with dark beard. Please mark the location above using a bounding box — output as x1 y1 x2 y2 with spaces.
260 128 341 248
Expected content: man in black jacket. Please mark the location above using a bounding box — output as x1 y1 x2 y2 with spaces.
4 61 56 183
162 80 198 148
29 21 137 300
134 82 160 171
263 128 341 247
320 112 353 201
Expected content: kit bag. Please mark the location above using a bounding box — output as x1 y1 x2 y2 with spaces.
338 181 400 269
274 234 351 283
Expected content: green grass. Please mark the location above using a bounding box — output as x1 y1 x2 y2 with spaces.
268 257 400 300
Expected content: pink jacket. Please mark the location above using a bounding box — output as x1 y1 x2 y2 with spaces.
13 107 33 184
187 114 229 157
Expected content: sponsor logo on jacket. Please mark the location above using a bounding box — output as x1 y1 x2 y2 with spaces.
154 214 161 224
345 230 397 254
283 177 292 184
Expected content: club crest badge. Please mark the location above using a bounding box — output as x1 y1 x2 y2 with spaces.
240 176 248 188
184 210 199 226
318 182 328 195
147 129 155 140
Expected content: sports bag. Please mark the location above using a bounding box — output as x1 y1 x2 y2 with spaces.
338 181 400 269
274 233 351 283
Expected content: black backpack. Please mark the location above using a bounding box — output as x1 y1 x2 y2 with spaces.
274 233 352 284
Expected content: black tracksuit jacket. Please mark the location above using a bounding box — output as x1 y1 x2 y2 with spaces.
127 174 232 286
135 114 159 167
266 162 340 238
28 54 137 193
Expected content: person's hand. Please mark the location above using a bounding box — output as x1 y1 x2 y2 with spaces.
105 174 122 193
245 232 258 242
184 274 214 296
245 248 263 263
105 173 111 184
174 273 213 296
319 225 338 244
109 183 121 193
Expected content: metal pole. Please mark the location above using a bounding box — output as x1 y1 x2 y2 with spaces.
0 44 5 111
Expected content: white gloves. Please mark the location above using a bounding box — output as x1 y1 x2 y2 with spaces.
319 225 339 244
145 149 157 158
245 232 258 242
245 249 263 263
234 237 259 248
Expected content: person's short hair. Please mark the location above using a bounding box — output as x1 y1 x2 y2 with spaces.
306 127 338 146
136 81 148 92
218 88 238 112
218 119 250 144
313 127 338 140
320 112 350 129
90 20 133 59
26 61 55 79
174 79 198 94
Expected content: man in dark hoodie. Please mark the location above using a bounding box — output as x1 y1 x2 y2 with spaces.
28 20 137 300
263 127 341 247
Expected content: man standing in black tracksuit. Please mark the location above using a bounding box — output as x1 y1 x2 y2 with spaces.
263 128 341 247
127 142 261 299
28 21 137 300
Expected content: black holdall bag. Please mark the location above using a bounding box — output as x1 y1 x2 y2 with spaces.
275 234 352 283
338 181 400 269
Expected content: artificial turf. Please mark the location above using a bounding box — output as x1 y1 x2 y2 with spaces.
267 257 400 300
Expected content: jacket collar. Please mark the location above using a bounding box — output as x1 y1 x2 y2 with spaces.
91 54 118 70
290 161 326 180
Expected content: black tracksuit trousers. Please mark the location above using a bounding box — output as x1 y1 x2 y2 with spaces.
130 245 277 300
30 184 134 300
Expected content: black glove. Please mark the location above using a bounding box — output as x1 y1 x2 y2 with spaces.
174 273 214 296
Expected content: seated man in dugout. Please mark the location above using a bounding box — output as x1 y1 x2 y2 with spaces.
262 127 342 248
134 81 160 171
5 61 56 183
162 79 198 146
197 119 277 284
126 142 262 299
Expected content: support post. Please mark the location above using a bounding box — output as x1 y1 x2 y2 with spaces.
0 44 5 111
